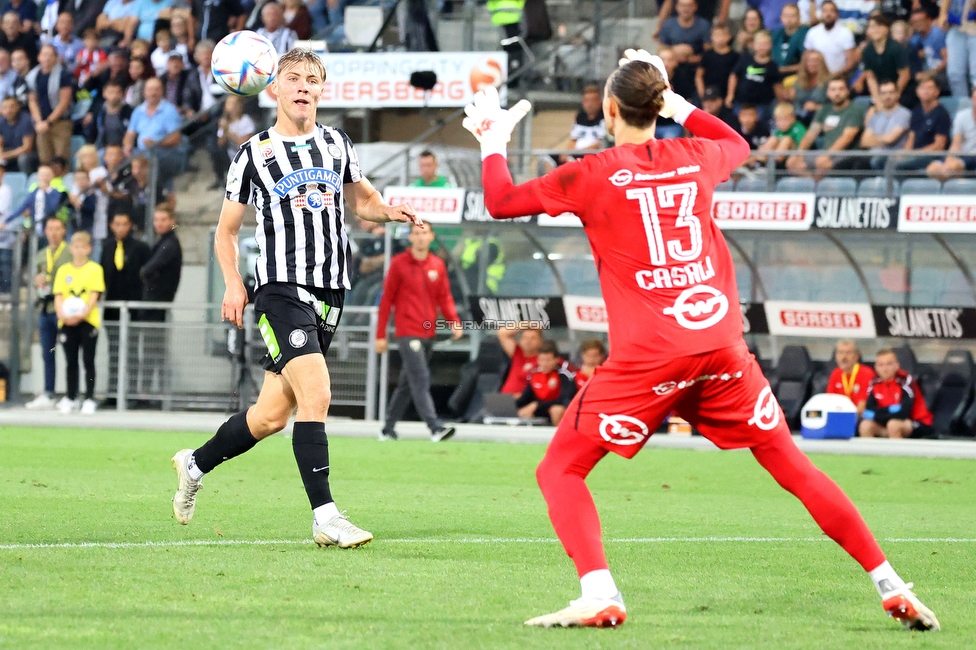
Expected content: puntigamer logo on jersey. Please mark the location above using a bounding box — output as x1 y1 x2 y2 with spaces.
272 168 342 198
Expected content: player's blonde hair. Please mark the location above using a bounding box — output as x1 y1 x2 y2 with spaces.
604 60 668 129
71 231 92 246
277 48 326 81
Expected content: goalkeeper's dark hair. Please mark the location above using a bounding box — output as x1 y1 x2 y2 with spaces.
605 60 668 129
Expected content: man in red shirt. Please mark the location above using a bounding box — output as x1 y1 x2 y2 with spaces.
825 338 875 415
858 349 933 439
498 324 542 394
376 224 462 442
515 340 577 424
461 51 938 631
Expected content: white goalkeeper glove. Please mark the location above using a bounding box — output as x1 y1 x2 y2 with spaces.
617 48 695 125
462 85 532 159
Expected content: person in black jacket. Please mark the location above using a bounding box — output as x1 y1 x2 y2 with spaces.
86 80 132 147
100 211 150 397
134 204 182 400
162 53 202 118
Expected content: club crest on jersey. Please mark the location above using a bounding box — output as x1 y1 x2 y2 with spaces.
662 284 729 330
748 386 780 431
327 144 342 158
598 413 649 446
259 139 273 159
609 169 633 186
273 168 341 197
427 269 438 281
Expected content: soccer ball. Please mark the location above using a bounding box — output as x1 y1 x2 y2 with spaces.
61 296 87 319
211 30 278 96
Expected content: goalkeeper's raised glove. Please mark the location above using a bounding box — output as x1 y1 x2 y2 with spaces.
462 85 532 159
616 48 695 125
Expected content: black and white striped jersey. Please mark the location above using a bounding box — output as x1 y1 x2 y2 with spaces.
226 124 362 290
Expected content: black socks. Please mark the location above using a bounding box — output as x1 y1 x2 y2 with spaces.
193 411 258 474
292 421 333 509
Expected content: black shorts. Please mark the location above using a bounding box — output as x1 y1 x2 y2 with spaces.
253 282 345 374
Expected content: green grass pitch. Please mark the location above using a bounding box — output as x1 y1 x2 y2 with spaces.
1 426 974 649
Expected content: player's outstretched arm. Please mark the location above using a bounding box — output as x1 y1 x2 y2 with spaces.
347 176 424 227
215 198 248 328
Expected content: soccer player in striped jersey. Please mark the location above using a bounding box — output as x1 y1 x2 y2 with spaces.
171 48 423 548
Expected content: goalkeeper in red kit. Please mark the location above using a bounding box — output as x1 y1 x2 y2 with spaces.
461 50 940 632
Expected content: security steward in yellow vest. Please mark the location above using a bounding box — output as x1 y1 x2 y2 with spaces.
486 0 526 77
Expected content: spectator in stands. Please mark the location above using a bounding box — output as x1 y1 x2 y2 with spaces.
757 101 807 163
375 223 461 442
7 47 29 105
124 76 187 189
856 14 911 106
515 340 576 425
88 79 131 147
795 0 824 25
0 96 34 172
772 3 809 76
789 48 830 124
411 149 450 187
68 169 98 237
64 0 110 38
859 348 933 438
5 165 66 235
0 49 14 97
150 29 188 77
735 7 765 53
0 12 37 64
83 47 130 98
727 30 781 122
737 104 771 166
498 323 543 395
862 80 912 168
282 0 311 39
45 13 85 70
654 0 731 40
909 8 947 90
701 84 741 130
655 49 685 138
97 0 140 48
927 85 976 179
53 230 104 414
940 0 976 98
893 77 950 169
135 0 176 42
787 76 866 176
125 57 148 107
216 95 253 174
657 0 712 100
101 144 135 218
75 28 108 86
27 45 75 166
696 24 738 101
123 154 173 230
257 2 297 54
194 0 246 44
557 84 606 163
161 53 202 117
803 1 857 75
572 338 606 391
23 216 71 409
170 13 194 52
1 0 36 31
826 338 876 415
100 211 150 396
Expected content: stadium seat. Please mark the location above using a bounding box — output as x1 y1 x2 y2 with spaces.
900 178 942 195
894 344 919 377
941 178 976 195
816 177 858 196
494 260 559 296
811 359 834 395
736 177 772 192
960 396 976 437
772 345 813 429
774 177 815 193
928 349 975 436
448 337 511 422
715 179 735 192
858 176 899 197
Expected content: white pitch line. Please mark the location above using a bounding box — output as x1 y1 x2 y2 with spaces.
1 537 975 551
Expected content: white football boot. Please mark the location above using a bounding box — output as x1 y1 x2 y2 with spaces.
881 582 940 631
171 449 203 525
525 593 627 628
312 512 373 549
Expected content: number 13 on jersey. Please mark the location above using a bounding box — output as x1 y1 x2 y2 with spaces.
627 181 703 266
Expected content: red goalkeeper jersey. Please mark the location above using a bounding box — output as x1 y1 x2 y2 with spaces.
532 137 743 360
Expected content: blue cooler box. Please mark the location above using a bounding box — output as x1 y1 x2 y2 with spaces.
800 393 858 439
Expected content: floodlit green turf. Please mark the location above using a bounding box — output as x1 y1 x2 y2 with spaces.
1 427 975 649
